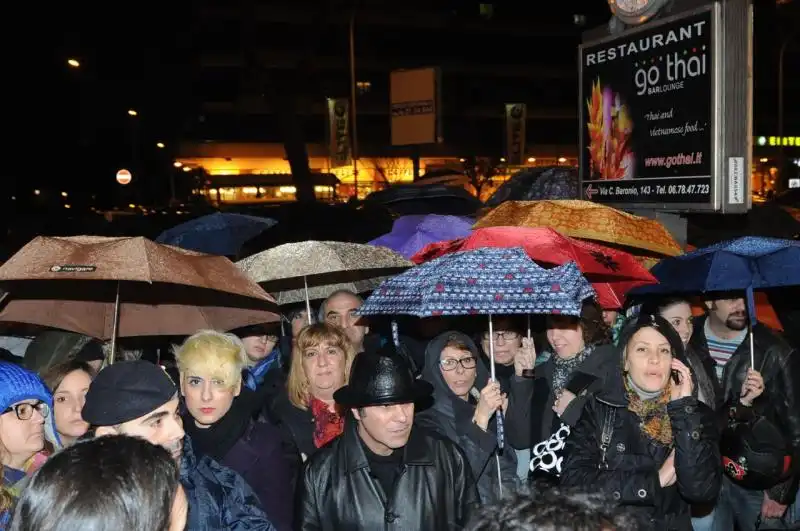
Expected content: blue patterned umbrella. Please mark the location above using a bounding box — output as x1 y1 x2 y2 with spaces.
357 247 594 318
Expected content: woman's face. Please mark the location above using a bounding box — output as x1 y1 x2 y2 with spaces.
546 316 585 359
625 327 673 393
53 370 92 440
481 330 521 366
180 373 240 427
301 340 347 399
291 312 309 338
241 334 278 363
439 346 477 399
659 302 694 346
0 400 46 467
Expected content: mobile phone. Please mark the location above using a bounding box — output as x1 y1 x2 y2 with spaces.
671 370 681 384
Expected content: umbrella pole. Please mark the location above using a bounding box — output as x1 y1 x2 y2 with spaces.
304 275 313 326
488 314 503 498
108 281 121 366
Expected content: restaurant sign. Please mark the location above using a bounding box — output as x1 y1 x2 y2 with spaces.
579 2 752 213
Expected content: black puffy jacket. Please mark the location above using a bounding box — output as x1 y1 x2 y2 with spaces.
690 317 800 504
297 419 478 530
561 366 721 530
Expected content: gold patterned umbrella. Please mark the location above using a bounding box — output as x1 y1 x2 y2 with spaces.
237 241 412 306
474 200 683 257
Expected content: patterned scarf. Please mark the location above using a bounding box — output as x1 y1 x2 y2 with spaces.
310 397 344 449
551 345 594 393
624 376 673 446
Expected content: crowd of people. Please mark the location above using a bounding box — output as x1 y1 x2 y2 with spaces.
0 286 798 530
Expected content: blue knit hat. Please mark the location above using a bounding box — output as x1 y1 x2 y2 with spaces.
0 361 60 448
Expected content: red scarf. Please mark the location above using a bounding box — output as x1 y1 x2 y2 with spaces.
310 397 344 449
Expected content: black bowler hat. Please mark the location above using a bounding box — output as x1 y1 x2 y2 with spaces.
334 346 433 408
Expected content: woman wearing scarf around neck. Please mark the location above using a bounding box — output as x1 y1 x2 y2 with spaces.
561 313 721 530
505 301 613 455
175 330 296 531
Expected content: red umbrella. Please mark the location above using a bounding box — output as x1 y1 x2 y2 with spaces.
411 226 657 309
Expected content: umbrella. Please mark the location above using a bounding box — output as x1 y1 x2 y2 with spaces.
411 226 657 309
357 247 594 318
0 236 278 348
632 236 800 296
486 167 578 206
475 200 683 257
413 168 469 187
358 246 594 496
368 214 474 260
156 212 277 256
364 184 483 216
236 241 412 307
631 236 800 367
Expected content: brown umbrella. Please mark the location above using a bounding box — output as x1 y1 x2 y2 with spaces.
0 236 279 349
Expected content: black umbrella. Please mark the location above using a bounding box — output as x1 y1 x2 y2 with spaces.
364 184 483 216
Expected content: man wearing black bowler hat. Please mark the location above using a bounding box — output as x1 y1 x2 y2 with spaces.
298 346 478 530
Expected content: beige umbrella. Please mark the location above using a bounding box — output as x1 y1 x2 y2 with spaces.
237 240 412 317
0 236 279 362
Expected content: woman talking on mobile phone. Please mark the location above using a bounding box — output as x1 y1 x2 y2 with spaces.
561 313 721 531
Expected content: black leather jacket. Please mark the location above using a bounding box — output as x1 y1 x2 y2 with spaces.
297 419 478 530
690 317 800 504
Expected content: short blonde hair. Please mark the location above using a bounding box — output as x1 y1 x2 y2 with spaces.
173 330 247 389
287 322 356 410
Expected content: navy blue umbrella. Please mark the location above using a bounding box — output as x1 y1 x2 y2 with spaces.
632 236 800 366
156 212 277 256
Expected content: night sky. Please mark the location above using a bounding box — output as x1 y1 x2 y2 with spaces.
3 1 797 204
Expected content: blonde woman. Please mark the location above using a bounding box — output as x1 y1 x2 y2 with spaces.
174 330 295 531
268 323 356 462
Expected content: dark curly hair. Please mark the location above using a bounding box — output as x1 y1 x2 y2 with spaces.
466 484 645 531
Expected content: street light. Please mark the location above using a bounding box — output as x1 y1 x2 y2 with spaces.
67 59 80 68
61 192 68 197
182 166 191 172
558 157 568 163
156 142 165 149
173 161 183 168
127 109 138 117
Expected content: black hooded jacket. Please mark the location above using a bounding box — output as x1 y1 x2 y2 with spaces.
415 331 517 502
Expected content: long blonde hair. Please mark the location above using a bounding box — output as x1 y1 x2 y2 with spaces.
287 323 356 410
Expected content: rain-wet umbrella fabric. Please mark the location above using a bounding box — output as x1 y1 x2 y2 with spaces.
368 214 473 260
364 184 483 216
357 247 594 318
156 212 277 256
631 236 800 296
236 240 412 306
0 236 278 340
411 226 657 309
475 200 683 257
486 167 578 207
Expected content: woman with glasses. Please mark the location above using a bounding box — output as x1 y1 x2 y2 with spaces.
416 331 517 502
0 361 58 522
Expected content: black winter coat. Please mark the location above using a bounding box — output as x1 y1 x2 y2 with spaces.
297 419 478 530
561 368 721 530
415 331 517 502
690 317 800 504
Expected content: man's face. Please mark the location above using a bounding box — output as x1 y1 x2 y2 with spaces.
324 293 369 349
241 333 278 363
99 397 185 461
706 297 748 331
353 403 414 455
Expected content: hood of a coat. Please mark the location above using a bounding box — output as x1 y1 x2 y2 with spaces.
421 331 490 437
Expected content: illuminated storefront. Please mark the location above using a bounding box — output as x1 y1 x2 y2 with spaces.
177 142 578 204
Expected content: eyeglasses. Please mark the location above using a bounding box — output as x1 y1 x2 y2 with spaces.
440 357 477 371
2 401 50 421
482 331 520 342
